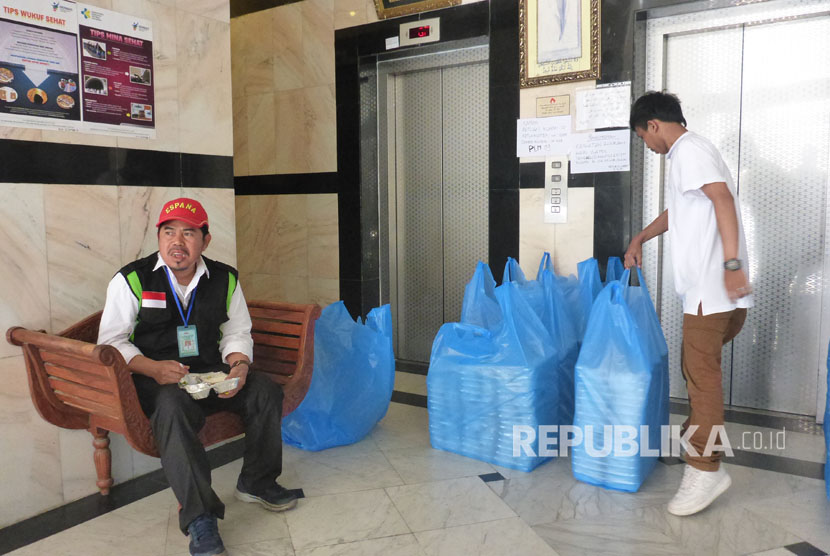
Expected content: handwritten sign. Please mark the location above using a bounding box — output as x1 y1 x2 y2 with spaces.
571 130 630 174
575 82 631 131
516 115 571 157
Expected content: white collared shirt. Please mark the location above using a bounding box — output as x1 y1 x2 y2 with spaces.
666 130 754 315
97 253 254 364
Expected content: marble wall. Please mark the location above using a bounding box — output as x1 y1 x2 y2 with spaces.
232 0 337 176
235 193 339 307
231 0 346 306
0 0 235 528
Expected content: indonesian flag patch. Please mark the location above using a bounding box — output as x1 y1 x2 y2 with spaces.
142 291 167 309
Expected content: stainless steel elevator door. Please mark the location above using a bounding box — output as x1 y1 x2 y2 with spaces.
390 59 489 363
645 7 830 415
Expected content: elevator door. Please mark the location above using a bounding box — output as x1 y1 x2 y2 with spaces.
387 58 489 363
643 5 830 415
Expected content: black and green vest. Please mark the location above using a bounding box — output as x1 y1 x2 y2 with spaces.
118 252 239 371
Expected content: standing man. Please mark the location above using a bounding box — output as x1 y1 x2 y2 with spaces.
625 92 753 516
98 198 296 556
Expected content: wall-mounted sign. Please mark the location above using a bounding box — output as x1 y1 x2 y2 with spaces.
0 0 154 138
536 95 570 118
0 0 81 132
77 4 154 138
575 81 630 131
570 129 629 173
516 115 571 157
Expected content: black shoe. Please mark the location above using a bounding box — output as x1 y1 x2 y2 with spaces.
234 478 298 511
187 513 227 556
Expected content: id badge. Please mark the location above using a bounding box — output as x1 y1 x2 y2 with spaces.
177 325 199 358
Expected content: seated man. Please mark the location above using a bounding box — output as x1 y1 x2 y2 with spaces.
98 198 295 556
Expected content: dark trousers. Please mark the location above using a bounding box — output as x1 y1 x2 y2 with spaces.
133 371 284 533
680 306 747 471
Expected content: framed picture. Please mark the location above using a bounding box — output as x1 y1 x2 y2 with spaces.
373 0 460 20
520 0 601 88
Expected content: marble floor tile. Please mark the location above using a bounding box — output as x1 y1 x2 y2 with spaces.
532 507 689 556
712 462 824 509
9 491 172 556
295 534 425 556
534 500 802 556
386 476 516 533
284 489 409 552
742 486 830 553
370 403 432 452
383 444 496 485
488 460 682 526
394 371 428 396
285 450 404 497
415 517 559 556
164 493 292 554
489 455 568 480
745 549 803 556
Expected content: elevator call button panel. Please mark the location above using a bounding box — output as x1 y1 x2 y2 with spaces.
544 155 568 223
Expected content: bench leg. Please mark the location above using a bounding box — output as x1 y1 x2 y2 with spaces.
91 428 113 495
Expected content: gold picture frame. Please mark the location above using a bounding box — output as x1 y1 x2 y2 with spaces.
520 0 601 88
373 0 460 20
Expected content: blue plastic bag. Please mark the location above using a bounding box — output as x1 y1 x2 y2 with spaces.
605 256 624 283
557 257 602 341
534 253 579 425
571 268 669 492
461 261 501 329
502 257 546 315
282 302 395 451
428 273 560 471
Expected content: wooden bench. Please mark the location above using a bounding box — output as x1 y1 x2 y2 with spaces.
5 300 321 495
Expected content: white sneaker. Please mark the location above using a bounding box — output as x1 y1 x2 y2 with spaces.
667 464 731 516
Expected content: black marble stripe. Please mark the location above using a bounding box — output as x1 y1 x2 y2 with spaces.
786 541 828 556
391 390 428 408
0 139 233 188
397 359 429 375
729 449 824 480
230 0 301 18
669 401 822 435
235 172 339 195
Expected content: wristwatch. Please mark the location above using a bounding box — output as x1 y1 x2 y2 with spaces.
229 359 250 370
723 258 742 271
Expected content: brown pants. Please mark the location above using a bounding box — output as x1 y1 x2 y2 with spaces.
680 306 747 471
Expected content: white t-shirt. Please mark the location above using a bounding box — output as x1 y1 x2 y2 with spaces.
666 131 754 315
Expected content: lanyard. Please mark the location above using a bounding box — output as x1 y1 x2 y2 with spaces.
164 267 196 327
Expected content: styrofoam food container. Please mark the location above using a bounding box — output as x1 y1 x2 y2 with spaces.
179 372 240 399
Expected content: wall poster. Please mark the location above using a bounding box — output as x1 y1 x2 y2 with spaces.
0 0 154 138
77 3 154 138
0 0 81 131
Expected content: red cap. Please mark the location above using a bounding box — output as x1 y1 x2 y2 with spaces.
156 198 209 229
